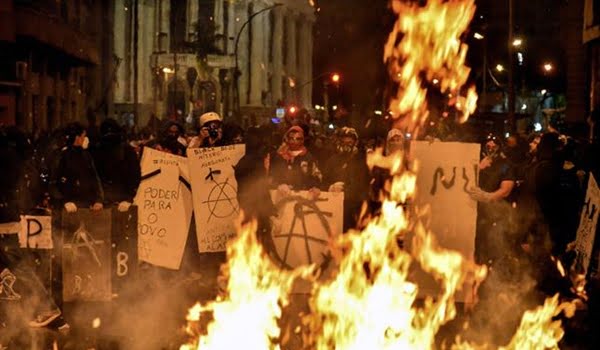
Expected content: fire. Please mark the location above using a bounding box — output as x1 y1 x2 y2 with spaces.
181 219 313 350
384 0 478 131
182 1 577 349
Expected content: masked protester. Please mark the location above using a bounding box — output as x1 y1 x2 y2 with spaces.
50 122 104 213
92 119 141 212
0 127 69 331
323 127 370 231
270 126 322 196
467 133 516 265
188 112 227 148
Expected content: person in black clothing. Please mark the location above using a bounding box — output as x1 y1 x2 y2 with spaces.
467 133 516 265
51 122 104 212
323 127 370 231
92 119 141 211
270 126 322 194
235 127 275 250
0 127 68 332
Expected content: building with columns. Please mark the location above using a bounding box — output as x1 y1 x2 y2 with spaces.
113 0 315 127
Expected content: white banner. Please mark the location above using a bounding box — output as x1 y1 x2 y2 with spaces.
134 148 193 270
574 174 600 274
410 141 480 301
18 215 53 249
187 145 246 252
269 190 344 269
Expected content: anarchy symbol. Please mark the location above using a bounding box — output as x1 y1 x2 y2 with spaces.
202 168 239 223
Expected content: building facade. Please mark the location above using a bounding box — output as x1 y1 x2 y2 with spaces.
584 0 600 113
0 0 114 132
113 0 315 127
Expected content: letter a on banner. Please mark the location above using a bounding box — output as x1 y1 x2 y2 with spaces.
135 148 193 269
187 145 245 252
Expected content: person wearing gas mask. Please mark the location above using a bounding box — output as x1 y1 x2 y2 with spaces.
323 127 370 231
467 133 516 265
188 112 227 148
50 122 104 213
92 119 141 212
270 126 322 197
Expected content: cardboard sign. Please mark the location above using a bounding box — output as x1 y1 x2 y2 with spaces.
574 174 600 274
410 141 480 301
18 215 53 249
135 148 193 270
268 190 344 269
187 145 245 253
62 208 112 302
111 206 138 295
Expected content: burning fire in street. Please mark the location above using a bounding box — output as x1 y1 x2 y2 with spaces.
182 1 576 349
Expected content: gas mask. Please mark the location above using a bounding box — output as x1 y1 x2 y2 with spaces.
336 143 357 154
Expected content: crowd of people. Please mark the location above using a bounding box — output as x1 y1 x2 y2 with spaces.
1 106 600 340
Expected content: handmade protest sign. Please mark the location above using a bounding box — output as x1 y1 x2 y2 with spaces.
574 174 600 274
62 208 112 302
18 215 53 249
409 141 480 302
268 190 344 269
134 148 193 269
187 145 245 252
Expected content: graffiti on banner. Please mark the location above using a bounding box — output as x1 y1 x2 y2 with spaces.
268 190 343 269
62 208 112 302
18 215 53 249
187 145 245 252
135 148 193 270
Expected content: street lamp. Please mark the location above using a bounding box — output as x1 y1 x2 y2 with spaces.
495 64 505 72
512 38 523 47
233 3 283 118
543 63 553 73
473 32 484 40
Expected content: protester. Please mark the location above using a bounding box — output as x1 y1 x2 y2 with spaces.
50 122 104 212
270 125 322 195
188 112 227 148
468 133 516 265
145 120 187 156
323 127 370 231
92 118 141 211
0 126 68 331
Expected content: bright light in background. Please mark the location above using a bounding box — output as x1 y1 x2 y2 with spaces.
521 104 527 110
473 32 484 40
543 63 553 72
288 106 297 114
512 38 523 47
328 123 335 130
541 89 547 95
332 105 338 111
331 73 341 83
432 78 439 85
162 67 174 74
517 52 523 65
314 104 322 110
505 132 510 138
495 64 505 72
534 122 543 132
405 133 412 139
374 110 383 115
288 77 296 87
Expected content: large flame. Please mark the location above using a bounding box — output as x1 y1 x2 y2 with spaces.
183 1 576 349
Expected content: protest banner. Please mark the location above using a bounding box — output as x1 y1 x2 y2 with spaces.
18 215 53 249
62 208 112 302
134 147 193 270
111 206 138 295
574 174 600 274
187 145 245 253
268 190 344 269
410 141 480 301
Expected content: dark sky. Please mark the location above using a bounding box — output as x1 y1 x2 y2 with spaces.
312 0 568 113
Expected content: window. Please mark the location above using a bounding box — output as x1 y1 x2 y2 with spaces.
170 0 188 51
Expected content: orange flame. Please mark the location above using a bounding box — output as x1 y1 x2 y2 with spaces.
384 0 478 133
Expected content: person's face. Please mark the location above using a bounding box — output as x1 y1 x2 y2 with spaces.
387 135 404 154
485 139 498 154
74 130 87 147
530 136 541 154
287 131 304 151
204 121 222 140
338 136 357 153
167 125 180 138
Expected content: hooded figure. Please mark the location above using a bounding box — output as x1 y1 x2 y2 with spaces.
92 119 141 208
323 127 370 231
146 120 187 156
50 122 104 212
270 126 322 192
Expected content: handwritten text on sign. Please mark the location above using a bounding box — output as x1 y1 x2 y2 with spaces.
187 145 245 252
135 148 192 270
18 215 53 249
